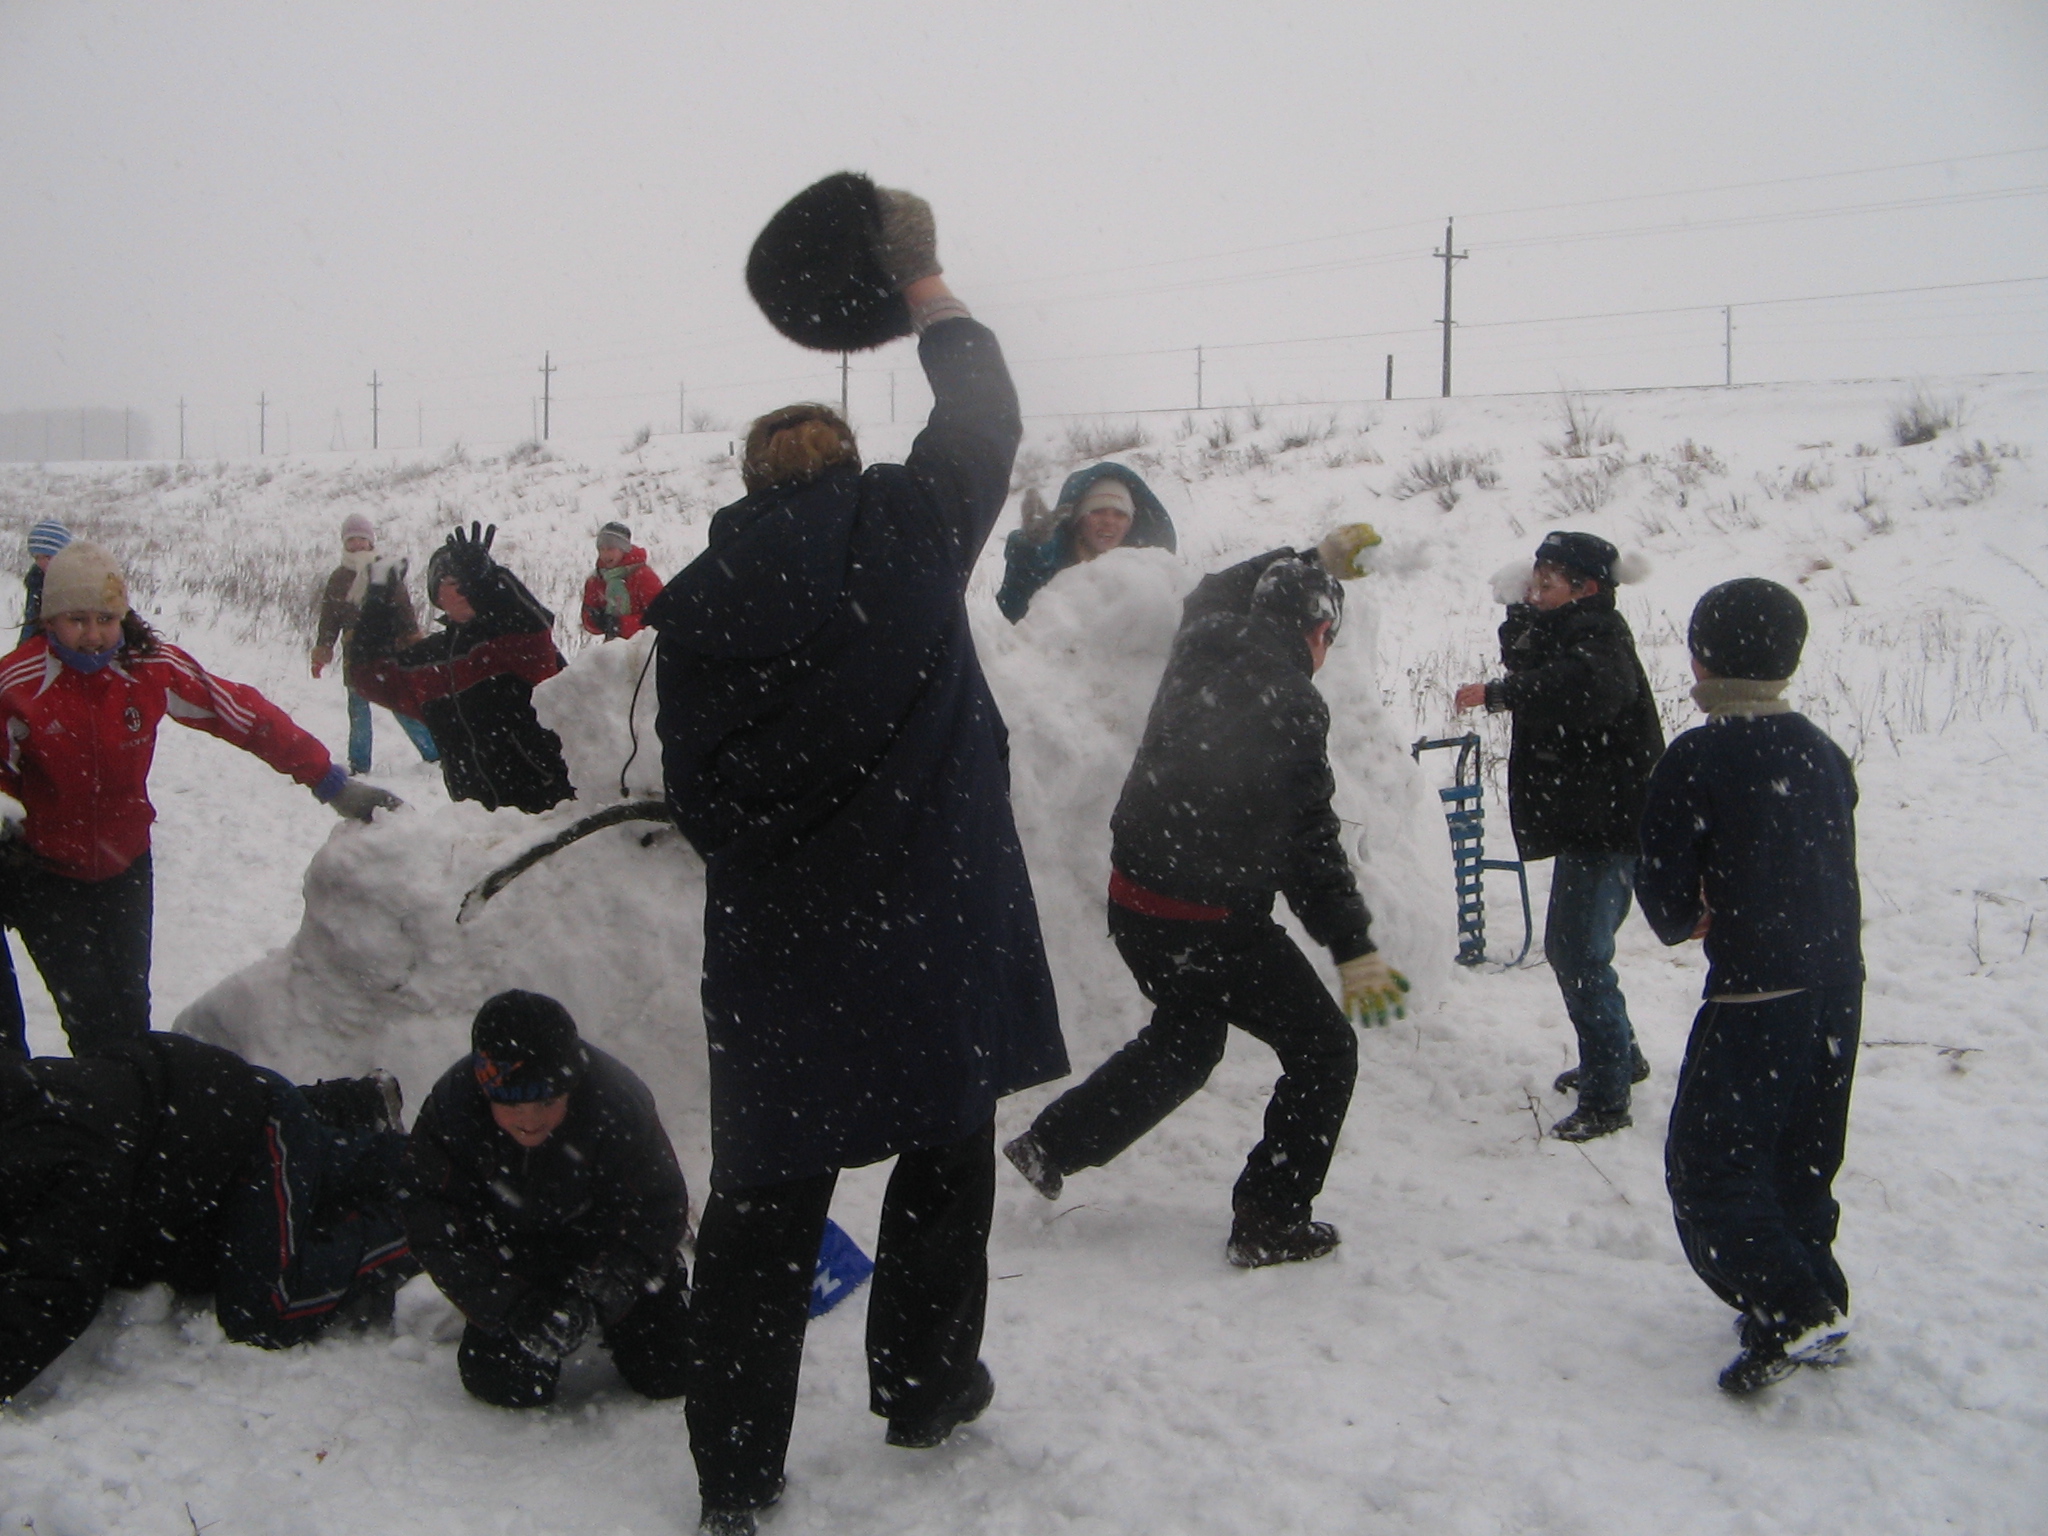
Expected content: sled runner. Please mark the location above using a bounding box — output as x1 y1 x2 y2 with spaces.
457 800 673 923
1410 733 1533 967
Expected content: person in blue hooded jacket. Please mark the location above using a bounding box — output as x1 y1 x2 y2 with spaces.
648 249 1067 1532
995 461 1177 622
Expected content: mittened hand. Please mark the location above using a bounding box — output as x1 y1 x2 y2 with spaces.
569 1259 642 1329
1339 952 1411 1027
1020 487 1060 544
509 1289 594 1364
874 186 940 290
1317 523 1382 580
349 562 410 658
329 780 404 822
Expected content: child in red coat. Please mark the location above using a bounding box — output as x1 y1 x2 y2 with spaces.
581 522 663 640
0 543 396 1058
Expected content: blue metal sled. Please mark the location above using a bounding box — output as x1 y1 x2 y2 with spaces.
810 1217 875 1318
1411 733 1534 968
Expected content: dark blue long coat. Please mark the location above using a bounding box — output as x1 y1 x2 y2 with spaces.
647 319 1067 1190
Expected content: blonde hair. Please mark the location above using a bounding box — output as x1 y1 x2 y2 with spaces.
742 403 860 494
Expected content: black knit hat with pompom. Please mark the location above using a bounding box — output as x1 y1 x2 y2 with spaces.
746 172 914 353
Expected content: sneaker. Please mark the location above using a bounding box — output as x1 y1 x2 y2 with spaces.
1720 1309 1849 1393
1718 1342 1797 1395
1225 1215 1341 1269
1002 1132 1062 1202
1785 1311 1851 1367
1549 1106 1632 1142
886 1360 995 1448
1553 1048 1651 1096
301 1071 404 1133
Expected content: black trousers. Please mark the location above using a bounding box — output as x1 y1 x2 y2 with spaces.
685 1119 994 1512
1030 903 1358 1224
1665 985 1861 1344
458 1266 692 1409
0 853 154 1058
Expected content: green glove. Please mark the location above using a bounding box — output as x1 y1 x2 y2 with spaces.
1338 952 1410 1026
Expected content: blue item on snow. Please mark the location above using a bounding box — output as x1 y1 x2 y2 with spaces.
810 1217 875 1318
1410 733 1533 967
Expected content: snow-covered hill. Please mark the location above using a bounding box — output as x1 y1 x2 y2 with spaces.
1 371 2042 1534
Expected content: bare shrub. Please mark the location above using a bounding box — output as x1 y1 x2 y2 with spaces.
1415 409 1445 441
1275 416 1340 453
687 408 727 433
622 424 652 454
1391 450 1499 512
1845 476 1892 535
1940 440 2016 505
1539 461 1614 520
1542 393 1626 460
1701 491 1762 532
1204 415 1236 451
508 438 554 468
1065 418 1150 460
1889 387 1964 446
1787 462 1833 497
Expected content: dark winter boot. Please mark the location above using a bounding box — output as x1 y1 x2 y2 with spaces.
885 1359 995 1448
1719 1309 1849 1394
1225 1213 1341 1269
1549 1105 1632 1142
1002 1131 1063 1202
1553 1047 1651 1096
301 1070 403 1133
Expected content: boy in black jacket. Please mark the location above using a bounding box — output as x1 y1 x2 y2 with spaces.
1638 579 1861 1394
1005 537 1408 1269
1 1034 412 1401
401 991 690 1409
350 524 574 814
1456 531 1664 1141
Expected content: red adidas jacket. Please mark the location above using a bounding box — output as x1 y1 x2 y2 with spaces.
0 638 336 881
580 549 665 639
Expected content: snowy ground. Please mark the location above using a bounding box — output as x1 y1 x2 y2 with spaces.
1 373 2044 1533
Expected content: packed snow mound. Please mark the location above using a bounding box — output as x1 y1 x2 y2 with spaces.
179 542 1450 1146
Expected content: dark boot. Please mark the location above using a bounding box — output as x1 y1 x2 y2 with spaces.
1549 1105 1632 1142
1553 1046 1650 1096
1225 1213 1340 1269
885 1360 994 1448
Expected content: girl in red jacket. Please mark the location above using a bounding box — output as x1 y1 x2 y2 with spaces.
580 522 663 640
0 543 395 1059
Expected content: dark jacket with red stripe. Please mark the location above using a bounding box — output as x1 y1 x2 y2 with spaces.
581 549 664 639
0 639 336 881
399 1045 688 1337
1110 549 1373 962
0 1034 275 1400
350 566 574 814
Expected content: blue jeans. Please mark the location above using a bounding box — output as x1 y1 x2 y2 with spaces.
346 688 439 774
1544 852 1640 1114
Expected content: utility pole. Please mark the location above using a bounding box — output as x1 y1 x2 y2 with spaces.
178 398 186 460
417 403 424 448
258 393 268 455
124 408 131 459
679 381 686 434
839 352 850 417
539 352 556 439
1385 354 1394 401
1195 345 1205 410
1723 306 1734 387
1434 218 1468 398
369 370 381 449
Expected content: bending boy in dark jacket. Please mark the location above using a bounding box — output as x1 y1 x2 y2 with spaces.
1457 531 1663 1141
1006 538 1407 1270
401 991 689 1409
1638 578 1861 1395
351 524 574 814
1 1034 412 1401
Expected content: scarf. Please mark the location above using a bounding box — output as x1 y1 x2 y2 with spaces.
1692 676 1792 719
340 549 376 606
50 636 120 675
600 560 643 617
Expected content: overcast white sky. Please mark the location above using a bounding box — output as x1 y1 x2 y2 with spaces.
3 0 2044 456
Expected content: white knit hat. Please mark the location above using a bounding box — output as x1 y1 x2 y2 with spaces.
1075 479 1136 519
340 511 376 545
41 542 129 619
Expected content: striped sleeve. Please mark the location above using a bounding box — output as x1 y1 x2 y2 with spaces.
152 645 335 788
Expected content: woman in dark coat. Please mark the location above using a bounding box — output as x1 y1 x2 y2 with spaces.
649 269 1066 1527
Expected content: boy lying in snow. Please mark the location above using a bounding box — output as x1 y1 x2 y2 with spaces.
1 1034 412 1401
1637 578 1862 1395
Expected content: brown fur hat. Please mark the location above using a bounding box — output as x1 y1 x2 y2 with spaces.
741 403 862 494
746 172 914 352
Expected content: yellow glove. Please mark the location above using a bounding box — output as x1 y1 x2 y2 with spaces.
1316 522 1382 580
1338 952 1410 1026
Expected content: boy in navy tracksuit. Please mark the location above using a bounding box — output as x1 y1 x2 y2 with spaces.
1637 578 1862 1395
